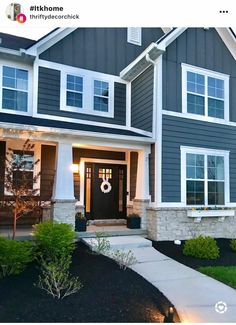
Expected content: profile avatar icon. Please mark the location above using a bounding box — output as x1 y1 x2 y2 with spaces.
5 3 26 23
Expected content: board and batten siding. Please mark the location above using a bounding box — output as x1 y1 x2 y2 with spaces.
0 141 6 198
162 115 236 203
39 28 164 76
162 28 236 122
37 67 126 126
131 66 154 132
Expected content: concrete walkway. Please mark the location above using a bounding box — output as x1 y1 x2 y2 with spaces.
83 236 236 323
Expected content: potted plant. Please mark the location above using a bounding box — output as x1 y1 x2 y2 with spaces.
75 212 87 232
127 213 141 229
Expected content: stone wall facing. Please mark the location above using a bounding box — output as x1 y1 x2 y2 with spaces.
147 208 236 241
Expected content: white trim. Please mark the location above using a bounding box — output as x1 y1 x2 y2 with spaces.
180 146 230 206
216 28 236 61
158 28 187 48
161 28 173 34
126 82 131 127
182 63 230 122
127 28 142 46
78 157 127 206
60 66 116 118
162 109 236 128
24 28 77 56
155 55 163 204
0 60 33 116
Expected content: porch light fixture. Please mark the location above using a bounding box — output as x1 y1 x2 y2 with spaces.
71 164 79 173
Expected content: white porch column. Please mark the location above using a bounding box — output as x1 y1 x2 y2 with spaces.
52 142 76 226
135 148 150 200
53 142 75 200
133 148 150 229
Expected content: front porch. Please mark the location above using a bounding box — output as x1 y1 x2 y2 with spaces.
0 135 154 231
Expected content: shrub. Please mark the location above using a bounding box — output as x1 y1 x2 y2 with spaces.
89 232 111 255
36 255 83 299
230 239 236 252
0 236 34 278
183 236 220 259
33 221 75 260
112 249 137 270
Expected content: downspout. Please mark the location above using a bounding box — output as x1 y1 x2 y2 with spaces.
145 53 156 66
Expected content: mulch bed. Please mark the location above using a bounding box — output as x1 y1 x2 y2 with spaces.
153 238 236 269
0 242 179 323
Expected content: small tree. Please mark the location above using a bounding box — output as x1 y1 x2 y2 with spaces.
3 139 41 239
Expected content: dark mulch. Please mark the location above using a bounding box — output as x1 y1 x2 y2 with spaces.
153 238 236 269
0 242 179 323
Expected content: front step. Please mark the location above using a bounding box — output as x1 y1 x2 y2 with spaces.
82 235 152 250
77 229 147 238
88 219 126 226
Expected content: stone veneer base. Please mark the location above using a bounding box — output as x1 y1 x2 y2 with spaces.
147 207 236 241
52 199 77 226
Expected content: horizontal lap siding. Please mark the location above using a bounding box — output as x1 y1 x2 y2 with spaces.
163 28 236 122
162 115 236 202
40 145 56 200
38 67 126 126
131 66 153 132
149 144 155 202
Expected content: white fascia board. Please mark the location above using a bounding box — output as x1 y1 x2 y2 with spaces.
0 121 153 144
158 27 187 48
216 28 236 61
23 28 77 56
0 47 21 56
120 42 165 81
161 27 172 34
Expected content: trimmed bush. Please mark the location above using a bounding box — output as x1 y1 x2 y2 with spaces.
230 239 236 252
183 236 220 259
0 236 34 278
33 221 75 260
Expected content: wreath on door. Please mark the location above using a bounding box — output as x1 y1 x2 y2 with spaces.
100 177 112 193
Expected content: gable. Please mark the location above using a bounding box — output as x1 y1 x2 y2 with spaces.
39 28 164 75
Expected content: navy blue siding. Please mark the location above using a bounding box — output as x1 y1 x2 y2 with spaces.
38 67 126 126
131 66 153 132
163 28 236 122
39 28 164 76
0 141 6 198
162 115 236 202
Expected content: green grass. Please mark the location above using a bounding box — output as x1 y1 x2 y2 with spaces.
198 266 236 289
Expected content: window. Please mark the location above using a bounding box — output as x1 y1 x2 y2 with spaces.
181 147 229 206
2 66 28 112
12 150 34 189
127 28 142 46
66 74 83 108
182 64 229 120
93 80 109 112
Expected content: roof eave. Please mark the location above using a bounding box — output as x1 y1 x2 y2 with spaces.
120 43 165 81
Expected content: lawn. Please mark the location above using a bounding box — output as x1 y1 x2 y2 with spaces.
198 266 236 289
0 242 179 323
153 238 236 289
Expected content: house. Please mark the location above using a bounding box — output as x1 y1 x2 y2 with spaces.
0 27 236 240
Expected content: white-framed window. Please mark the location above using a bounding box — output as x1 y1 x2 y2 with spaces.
182 64 229 121
127 28 142 46
181 146 230 206
66 74 83 108
60 67 115 118
2 66 28 112
93 80 109 112
12 150 34 189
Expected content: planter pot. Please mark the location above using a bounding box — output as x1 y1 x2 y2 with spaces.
75 219 87 232
127 217 141 229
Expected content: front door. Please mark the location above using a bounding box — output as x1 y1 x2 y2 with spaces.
84 163 127 220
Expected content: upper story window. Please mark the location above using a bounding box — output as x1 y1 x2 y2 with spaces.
2 66 28 112
182 64 229 121
181 146 229 206
66 74 83 108
61 68 116 118
127 28 142 46
94 80 109 112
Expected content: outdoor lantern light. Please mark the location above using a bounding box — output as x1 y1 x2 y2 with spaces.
71 164 79 173
164 305 174 323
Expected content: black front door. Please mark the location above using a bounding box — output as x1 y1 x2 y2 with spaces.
84 163 127 220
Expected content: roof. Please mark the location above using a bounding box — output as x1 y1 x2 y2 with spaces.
0 33 36 50
0 113 151 139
